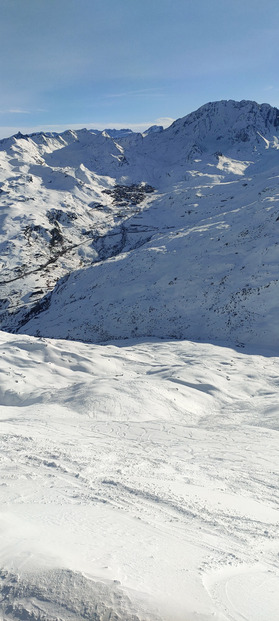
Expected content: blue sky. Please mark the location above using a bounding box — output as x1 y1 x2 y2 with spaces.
0 0 279 138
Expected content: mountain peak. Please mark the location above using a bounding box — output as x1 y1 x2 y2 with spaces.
142 125 164 137
177 98 279 122
163 99 279 155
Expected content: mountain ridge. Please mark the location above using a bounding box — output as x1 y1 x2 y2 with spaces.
0 99 278 349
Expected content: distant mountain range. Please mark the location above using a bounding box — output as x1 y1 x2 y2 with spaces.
1 100 278 350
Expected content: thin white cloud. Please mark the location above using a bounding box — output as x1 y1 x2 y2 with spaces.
153 117 175 127
263 85 279 93
105 88 165 99
0 107 47 115
10 109 30 114
0 108 31 115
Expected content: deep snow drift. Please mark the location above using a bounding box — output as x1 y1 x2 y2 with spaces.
0 331 279 620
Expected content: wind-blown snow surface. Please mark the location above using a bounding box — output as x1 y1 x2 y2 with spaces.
0 99 279 347
0 331 279 621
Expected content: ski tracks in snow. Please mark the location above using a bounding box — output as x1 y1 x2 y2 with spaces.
0 333 279 619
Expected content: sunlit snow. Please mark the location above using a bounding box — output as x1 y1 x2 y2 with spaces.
0 333 279 620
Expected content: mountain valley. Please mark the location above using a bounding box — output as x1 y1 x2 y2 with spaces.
0 99 278 348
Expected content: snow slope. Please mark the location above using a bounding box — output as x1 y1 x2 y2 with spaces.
0 331 279 620
0 127 156 331
19 158 279 348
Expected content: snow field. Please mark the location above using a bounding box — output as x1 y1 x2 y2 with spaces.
0 331 279 620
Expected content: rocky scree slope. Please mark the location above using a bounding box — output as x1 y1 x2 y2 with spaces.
0 100 279 348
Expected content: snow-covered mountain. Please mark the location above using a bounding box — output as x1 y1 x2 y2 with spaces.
1 100 279 621
1 99 279 348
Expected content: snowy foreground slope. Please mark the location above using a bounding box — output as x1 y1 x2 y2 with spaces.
0 99 279 347
0 331 279 621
